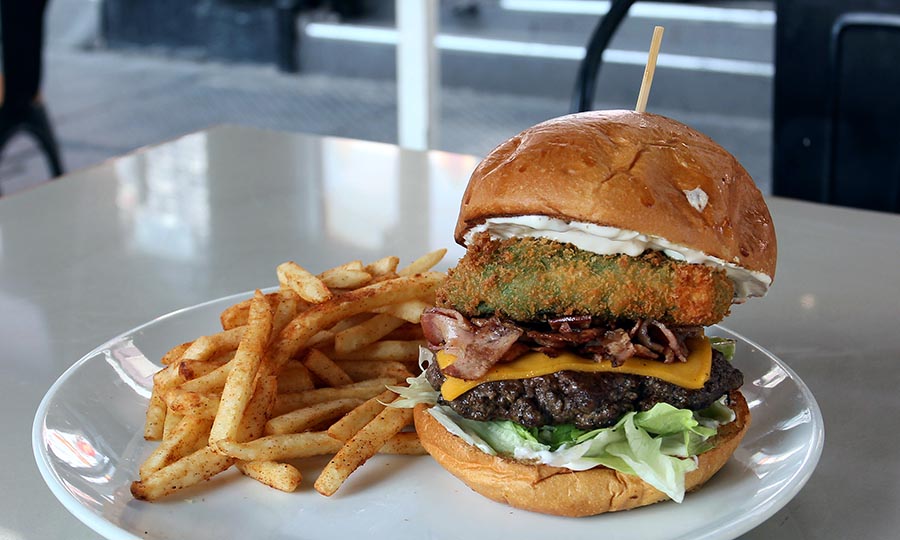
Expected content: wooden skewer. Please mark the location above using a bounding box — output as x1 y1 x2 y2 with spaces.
635 25 665 113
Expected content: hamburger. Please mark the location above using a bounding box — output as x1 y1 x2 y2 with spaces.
405 109 776 517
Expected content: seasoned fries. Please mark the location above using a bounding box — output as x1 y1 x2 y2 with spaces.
181 327 246 362
219 292 282 331
272 377 397 416
302 349 353 387
329 340 424 363
209 291 274 447
264 398 363 435
132 447 234 501
139 416 213 479
319 261 372 289
365 255 399 277
398 248 447 276
373 299 432 324
327 389 396 442
143 388 167 440
236 461 302 492
334 359 412 383
277 261 333 303
132 251 445 501
334 313 406 354
314 398 414 496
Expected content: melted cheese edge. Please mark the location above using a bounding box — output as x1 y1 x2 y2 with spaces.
436 336 712 401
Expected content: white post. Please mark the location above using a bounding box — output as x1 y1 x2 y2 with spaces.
396 0 439 150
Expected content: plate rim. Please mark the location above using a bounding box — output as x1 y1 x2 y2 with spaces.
674 325 825 540
32 291 825 540
32 290 257 540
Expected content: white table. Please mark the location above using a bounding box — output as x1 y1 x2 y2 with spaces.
3 125 898 539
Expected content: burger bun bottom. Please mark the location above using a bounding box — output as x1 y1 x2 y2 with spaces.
413 391 750 517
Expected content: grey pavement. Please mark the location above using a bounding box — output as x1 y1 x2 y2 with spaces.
1 2 773 196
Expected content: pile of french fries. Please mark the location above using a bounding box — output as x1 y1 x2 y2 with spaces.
130 250 446 501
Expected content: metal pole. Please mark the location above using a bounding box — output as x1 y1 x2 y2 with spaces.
396 0 439 150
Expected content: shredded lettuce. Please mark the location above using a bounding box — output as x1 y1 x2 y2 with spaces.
710 337 736 361
385 347 440 408
389 348 737 503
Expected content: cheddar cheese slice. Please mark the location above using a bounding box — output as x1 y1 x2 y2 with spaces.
436 336 712 401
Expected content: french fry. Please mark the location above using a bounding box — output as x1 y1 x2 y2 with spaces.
326 389 396 442
306 329 334 348
314 403 414 496
334 360 412 383
165 389 219 418
160 341 192 365
319 261 372 289
272 289 303 338
235 375 278 443
154 358 229 409
181 326 246 362
379 432 426 455
264 398 363 435
209 291 273 446
220 292 281 330
302 349 353 387
298 314 372 351
277 261 333 304
272 378 397 416
334 314 406 354
365 256 399 277
176 357 230 381
398 248 446 276
329 313 374 333
236 461 302 492
275 362 315 393
215 432 343 462
179 361 232 394
152 361 185 391
329 340 423 363
139 416 213 480
131 446 235 501
268 272 445 371
373 299 432 324
162 409 184 439
220 299 252 331
144 388 167 441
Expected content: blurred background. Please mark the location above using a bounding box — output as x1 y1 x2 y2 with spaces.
0 0 776 195
2 0 895 211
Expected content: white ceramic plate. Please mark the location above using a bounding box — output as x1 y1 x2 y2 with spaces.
33 291 824 540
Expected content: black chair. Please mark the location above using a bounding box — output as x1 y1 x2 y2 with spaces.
0 100 64 181
574 1 900 213
773 1 900 213
571 0 637 114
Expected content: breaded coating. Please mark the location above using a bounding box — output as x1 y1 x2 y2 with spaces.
437 234 732 326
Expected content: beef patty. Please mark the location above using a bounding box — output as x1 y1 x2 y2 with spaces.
425 349 743 430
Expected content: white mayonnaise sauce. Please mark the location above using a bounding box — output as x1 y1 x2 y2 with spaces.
463 215 771 300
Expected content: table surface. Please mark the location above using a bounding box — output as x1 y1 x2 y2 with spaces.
2 125 898 539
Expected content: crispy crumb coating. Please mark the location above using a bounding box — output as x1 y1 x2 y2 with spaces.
437 234 733 326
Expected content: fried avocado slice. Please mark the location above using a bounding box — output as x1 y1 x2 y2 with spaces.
437 234 733 326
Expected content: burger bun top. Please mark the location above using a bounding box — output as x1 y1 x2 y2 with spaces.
455 110 777 280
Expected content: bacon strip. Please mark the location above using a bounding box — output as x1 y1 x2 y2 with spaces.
423 308 701 376
421 308 523 380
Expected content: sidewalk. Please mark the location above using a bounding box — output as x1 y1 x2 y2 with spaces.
1 40 771 196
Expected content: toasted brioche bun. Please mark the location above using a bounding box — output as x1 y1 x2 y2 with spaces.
413 391 750 517
454 110 776 280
